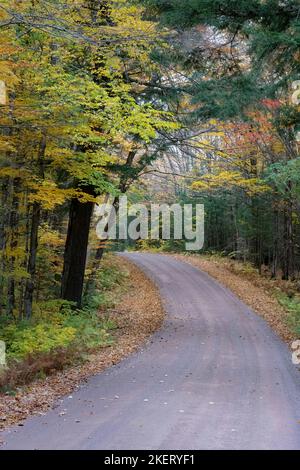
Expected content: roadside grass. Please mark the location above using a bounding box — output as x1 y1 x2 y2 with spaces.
0 255 129 391
277 294 300 337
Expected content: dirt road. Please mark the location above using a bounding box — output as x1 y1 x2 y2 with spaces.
1 253 300 449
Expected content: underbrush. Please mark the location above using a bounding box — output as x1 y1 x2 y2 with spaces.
0 255 128 391
134 239 186 253
200 252 258 277
277 294 300 337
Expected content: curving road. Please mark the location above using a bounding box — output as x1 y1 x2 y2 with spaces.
1 253 300 450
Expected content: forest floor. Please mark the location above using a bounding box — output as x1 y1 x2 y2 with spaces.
0 255 164 431
173 253 298 344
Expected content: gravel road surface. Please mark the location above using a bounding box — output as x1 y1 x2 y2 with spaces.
1 253 300 450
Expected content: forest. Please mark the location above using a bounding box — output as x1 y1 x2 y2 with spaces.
0 1 299 388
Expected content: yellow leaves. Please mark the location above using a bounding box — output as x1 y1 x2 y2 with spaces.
3 245 26 262
0 0 177 216
28 182 75 210
0 167 29 179
39 227 64 248
111 1 155 34
76 191 100 204
28 181 100 210
0 66 19 89
192 170 271 195
0 136 15 152
192 115 288 199
0 36 22 90
114 136 135 154
272 140 285 154
104 55 122 74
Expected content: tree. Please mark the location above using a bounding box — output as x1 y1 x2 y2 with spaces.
139 0 300 278
0 0 178 315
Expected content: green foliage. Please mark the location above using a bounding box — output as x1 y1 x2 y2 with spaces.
143 0 300 116
265 159 300 199
0 0 178 318
1 321 77 360
96 263 127 291
278 294 300 336
189 74 264 120
83 258 129 310
64 311 114 350
0 256 128 362
0 301 115 361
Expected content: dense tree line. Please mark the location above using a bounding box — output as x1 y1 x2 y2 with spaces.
0 0 177 318
1 0 300 327
138 0 300 280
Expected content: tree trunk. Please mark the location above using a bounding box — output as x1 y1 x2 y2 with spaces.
23 132 46 318
0 177 9 314
281 180 294 281
7 178 20 316
282 200 294 280
271 204 279 278
24 202 41 319
84 195 120 297
61 198 94 307
59 1 114 307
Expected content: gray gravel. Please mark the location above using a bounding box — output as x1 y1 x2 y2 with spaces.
1 253 300 450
